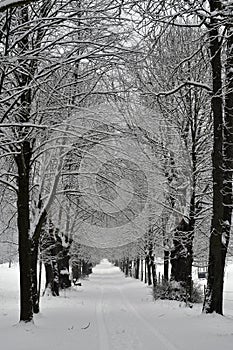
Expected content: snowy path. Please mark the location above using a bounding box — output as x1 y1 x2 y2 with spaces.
90 261 178 350
1 260 233 350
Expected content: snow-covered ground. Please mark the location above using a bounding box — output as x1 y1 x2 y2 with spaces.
0 259 233 350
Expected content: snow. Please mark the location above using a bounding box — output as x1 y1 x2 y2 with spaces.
0 260 233 350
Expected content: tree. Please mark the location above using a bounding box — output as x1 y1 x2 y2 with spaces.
202 0 233 314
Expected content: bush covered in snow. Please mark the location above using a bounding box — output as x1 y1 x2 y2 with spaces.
153 280 203 304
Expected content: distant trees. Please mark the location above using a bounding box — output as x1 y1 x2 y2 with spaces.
70 242 94 281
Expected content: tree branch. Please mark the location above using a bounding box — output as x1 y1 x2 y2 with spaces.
143 80 212 97
0 0 38 12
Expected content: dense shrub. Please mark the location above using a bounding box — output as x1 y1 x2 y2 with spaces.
153 280 203 304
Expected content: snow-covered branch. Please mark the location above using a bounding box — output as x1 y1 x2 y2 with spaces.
143 81 212 98
0 178 18 192
0 0 38 12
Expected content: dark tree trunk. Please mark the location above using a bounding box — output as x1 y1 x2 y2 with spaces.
222 24 233 278
146 255 151 285
44 263 52 292
145 249 156 286
151 259 157 287
148 241 157 286
16 141 33 322
134 258 140 279
72 260 82 283
14 4 35 323
125 257 129 277
203 1 225 314
119 260 123 272
144 259 147 284
170 218 194 301
164 250 169 282
140 259 144 281
82 260 88 277
170 218 191 283
162 216 170 282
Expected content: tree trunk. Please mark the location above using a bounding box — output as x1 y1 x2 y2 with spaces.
16 141 33 322
170 216 194 301
31 240 39 313
44 261 59 296
56 234 72 289
164 250 169 282
222 24 233 277
125 257 129 277
170 219 191 282
14 4 35 323
145 255 151 285
42 225 60 296
72 260 82 283
162 215 169 282
44 263 53 292
203 2 224 314
151 259 157 287
134 258 140 279
148 242 157 286
144 259 147 284
140 259 144 281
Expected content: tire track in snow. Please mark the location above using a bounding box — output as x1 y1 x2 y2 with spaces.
118 286 179 350
102 285 145 350
95 286 110 350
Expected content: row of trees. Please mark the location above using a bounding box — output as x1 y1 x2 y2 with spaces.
0 0 232 322
0 0 131 322
118 0 233 315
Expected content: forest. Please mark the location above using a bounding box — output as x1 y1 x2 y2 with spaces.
0 0 232 325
